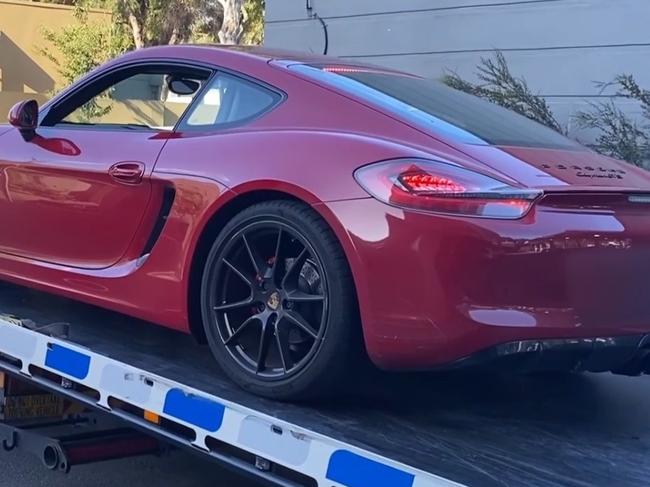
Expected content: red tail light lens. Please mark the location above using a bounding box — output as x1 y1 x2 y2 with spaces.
354 159 541 219
398 172 466 194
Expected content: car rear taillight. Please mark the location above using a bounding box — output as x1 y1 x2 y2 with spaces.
354 159 541 219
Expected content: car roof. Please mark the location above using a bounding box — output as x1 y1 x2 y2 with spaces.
200 45 339 63
114 44 374 69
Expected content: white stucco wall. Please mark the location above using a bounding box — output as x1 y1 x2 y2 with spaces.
265 0 650 137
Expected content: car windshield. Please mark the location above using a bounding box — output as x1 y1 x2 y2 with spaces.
292 64 580 150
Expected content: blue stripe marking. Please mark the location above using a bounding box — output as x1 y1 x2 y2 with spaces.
163 388 225 432
327 450 415 487
44 344 91 380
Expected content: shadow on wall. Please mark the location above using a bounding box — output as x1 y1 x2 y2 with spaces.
0 32 53 116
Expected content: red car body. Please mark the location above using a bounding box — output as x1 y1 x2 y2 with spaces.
2 46 650 373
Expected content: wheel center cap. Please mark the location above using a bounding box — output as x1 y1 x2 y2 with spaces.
267 291 281 311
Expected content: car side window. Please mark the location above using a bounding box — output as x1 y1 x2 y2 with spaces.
181 72 279 130
45 67 210 131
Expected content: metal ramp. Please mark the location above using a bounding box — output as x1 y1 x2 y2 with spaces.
1 282 649 486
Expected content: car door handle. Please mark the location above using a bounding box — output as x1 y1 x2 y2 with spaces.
109 162 145 185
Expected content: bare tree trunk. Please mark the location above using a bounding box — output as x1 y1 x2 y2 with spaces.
218 0 245 44
128 12 145 49
168 26 180 45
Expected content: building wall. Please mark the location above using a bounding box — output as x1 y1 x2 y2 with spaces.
265 0 650 136
0 1 188 128
0 0 108 116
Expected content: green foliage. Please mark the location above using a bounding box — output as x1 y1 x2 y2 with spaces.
109 0 225 47
37 0 264 116
39 19 132 120
37 0 264 47
40 21 131 86
575 75 650 167
443 51 650 167
242 0 264 45
442 51 564 133
33 0 111 7
614 74 650 120
575 102 649 166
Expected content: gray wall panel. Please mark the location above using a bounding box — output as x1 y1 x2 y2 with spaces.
266 0 650 130
348 46 650 96
267 0 568 22
269 0 649 55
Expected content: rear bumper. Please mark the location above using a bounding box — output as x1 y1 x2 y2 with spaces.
449 334 650 375
325 195 650 369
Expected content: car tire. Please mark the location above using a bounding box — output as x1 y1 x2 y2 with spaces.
200 200 361 400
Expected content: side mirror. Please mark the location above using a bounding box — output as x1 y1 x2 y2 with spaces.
168 77 201 96
8 99 39 141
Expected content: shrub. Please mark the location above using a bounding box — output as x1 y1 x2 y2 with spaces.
442 51 563 133
575 75 650 167
442 52 650 167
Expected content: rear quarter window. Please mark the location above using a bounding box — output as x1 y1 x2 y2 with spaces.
292 65 580 150
179 72 281 131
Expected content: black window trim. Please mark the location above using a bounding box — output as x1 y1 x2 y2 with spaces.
174 70 284 133
40 59 215 133
38 57 287 135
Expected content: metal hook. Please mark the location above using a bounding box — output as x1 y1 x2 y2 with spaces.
2 431 17 451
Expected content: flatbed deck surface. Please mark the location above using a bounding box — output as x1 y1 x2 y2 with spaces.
1 282 648 487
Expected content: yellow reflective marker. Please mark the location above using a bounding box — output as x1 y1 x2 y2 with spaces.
144 410 160 424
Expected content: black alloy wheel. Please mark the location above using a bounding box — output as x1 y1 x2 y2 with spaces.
201 201 360 400
209 221 328 377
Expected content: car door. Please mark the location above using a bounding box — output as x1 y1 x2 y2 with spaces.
0 63 209 269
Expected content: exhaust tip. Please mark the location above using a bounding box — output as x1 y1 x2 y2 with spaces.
43 445 61 470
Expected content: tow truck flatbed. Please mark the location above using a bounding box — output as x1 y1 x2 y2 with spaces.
1 282 649 486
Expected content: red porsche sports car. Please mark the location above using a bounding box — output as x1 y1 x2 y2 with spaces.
2 46 650 399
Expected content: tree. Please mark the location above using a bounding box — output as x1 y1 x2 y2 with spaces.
574 102 649 166
218 0 245 44
39 0 263 97
442 51 563 133
242 0 264 45
90 0 259 48
442 52 650 167
35 0 109 6
575 75 650 167
112 0 225 48
39 0 263 47
39 13 132 86
39 13 132 119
